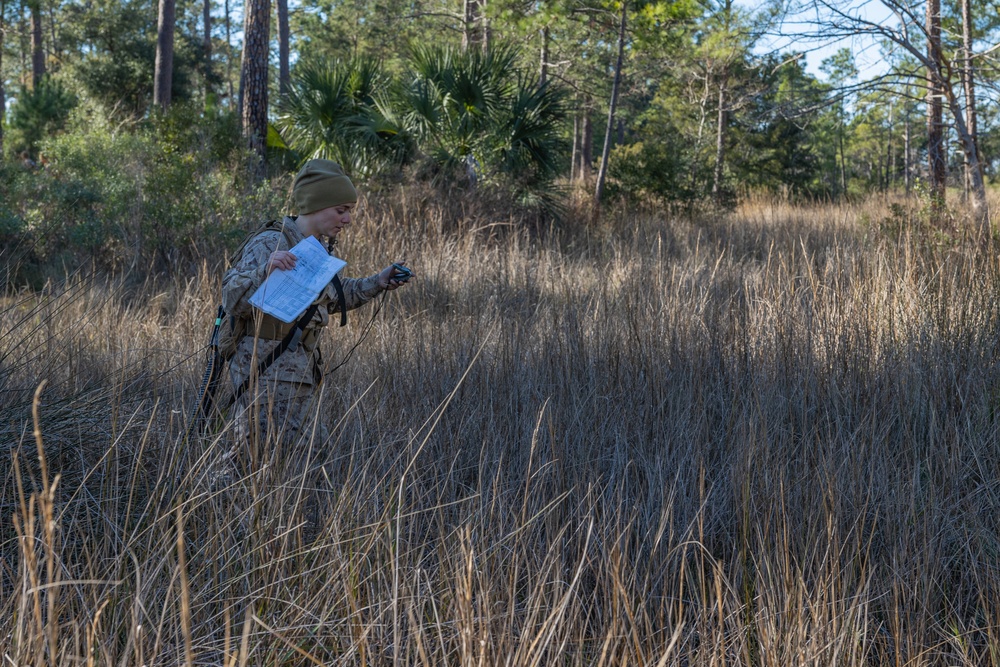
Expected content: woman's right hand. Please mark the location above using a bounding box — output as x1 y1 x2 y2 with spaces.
267 250 297 275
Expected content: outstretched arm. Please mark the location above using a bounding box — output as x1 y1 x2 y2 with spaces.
329 263 415 313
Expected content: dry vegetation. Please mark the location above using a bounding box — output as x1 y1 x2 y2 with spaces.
4 191 1000 665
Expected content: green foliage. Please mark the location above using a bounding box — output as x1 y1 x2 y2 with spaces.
275 56 413 179
6 78 77 159
274 43 568 209
729 55 830 197
405 43 568 207
2 102 288 278
606 84 704 203
58 0 203 117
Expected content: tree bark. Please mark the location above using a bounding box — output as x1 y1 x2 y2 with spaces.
539 25 549 84
571 112 579 181
154 0 175 108
18 0 27 87
240 0 271 164
837 108 847 196
904 108 911 194
887 100 894 190
29 0 43 87
277 0 289 96
581 107 593 179
942 75 989 229
961 0 982 196
47 0 57 63
594 1 627 207
224 0 234 103
462 0 483 52
481 0 489 53
204 0 213 99
1 0 5 156
926 0 946 210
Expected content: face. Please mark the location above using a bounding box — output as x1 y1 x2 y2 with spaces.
313 203 355 237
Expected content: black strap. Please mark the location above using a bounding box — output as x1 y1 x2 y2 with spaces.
196 305 226 419
229 302 321 406
332 274 347 327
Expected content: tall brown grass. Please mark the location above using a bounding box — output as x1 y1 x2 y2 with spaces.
3 190 1000 665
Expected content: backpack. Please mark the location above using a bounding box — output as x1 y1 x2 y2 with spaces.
216 219 297 362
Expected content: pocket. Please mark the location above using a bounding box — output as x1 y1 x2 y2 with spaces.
234 337 316 386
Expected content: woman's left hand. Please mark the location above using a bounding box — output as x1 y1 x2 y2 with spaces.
377 263 415 290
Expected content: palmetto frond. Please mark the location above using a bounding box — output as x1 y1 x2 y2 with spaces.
403 43 567 209
275 57 409 178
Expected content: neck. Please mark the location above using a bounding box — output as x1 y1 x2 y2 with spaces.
294 213 320 239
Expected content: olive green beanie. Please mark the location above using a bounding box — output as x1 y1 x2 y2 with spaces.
292 159 358 214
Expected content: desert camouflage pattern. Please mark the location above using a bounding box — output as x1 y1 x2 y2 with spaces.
222 216 382 443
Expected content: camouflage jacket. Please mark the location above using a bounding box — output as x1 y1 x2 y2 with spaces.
222 217 383 387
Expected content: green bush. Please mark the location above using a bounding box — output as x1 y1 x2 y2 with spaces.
275 56 414 179
405 45 567 201
607 139 699 204
4 102 291 280
5 78 77 159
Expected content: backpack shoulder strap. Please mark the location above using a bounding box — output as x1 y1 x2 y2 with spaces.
230 219 299 264
227 302 321 408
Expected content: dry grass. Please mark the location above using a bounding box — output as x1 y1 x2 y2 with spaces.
3 190 1000 665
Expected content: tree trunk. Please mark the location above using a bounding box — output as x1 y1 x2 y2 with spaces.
462 0 483 52
540 25 549 84
47 0 58 63
942 78 989 230
926 0 946 210
29 0 43 87
240 0 271 164
224 0 234 103
154 0 175 108
581 109 593 178
961 0 982 195
18 0 27 87
904 110 911 194
481 0 489 53
888 102 895 190
571 112 579 182
594 1 627 207
1 0 5 156
838 110 847 196
204 0 213 99
712 71 728 201
277 0 289 96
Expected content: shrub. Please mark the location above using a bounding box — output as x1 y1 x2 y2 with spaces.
5 103 290 279
404 44 568 211
5 78 77 160
275 56 414 179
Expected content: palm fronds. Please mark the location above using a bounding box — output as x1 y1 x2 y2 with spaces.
275 57 413 178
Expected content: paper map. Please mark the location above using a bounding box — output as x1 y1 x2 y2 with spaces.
248 235 347 323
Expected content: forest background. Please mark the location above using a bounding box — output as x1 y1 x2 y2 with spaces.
1 0 999 275
5 0 1000 664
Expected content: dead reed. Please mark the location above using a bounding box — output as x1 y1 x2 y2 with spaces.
3 191 1000 665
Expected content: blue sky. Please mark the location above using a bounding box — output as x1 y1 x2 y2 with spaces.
740 0 895 80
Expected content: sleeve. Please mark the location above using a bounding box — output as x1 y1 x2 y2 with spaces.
324 271 383 314
221 231 285 318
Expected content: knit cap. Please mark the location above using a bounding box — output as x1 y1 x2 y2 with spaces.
293 159 357 214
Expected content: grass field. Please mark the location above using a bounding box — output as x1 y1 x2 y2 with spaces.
3 191 1000 665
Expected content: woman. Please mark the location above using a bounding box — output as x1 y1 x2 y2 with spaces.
221 159 411 446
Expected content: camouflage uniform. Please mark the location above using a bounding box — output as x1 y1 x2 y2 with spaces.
222 216 383 445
